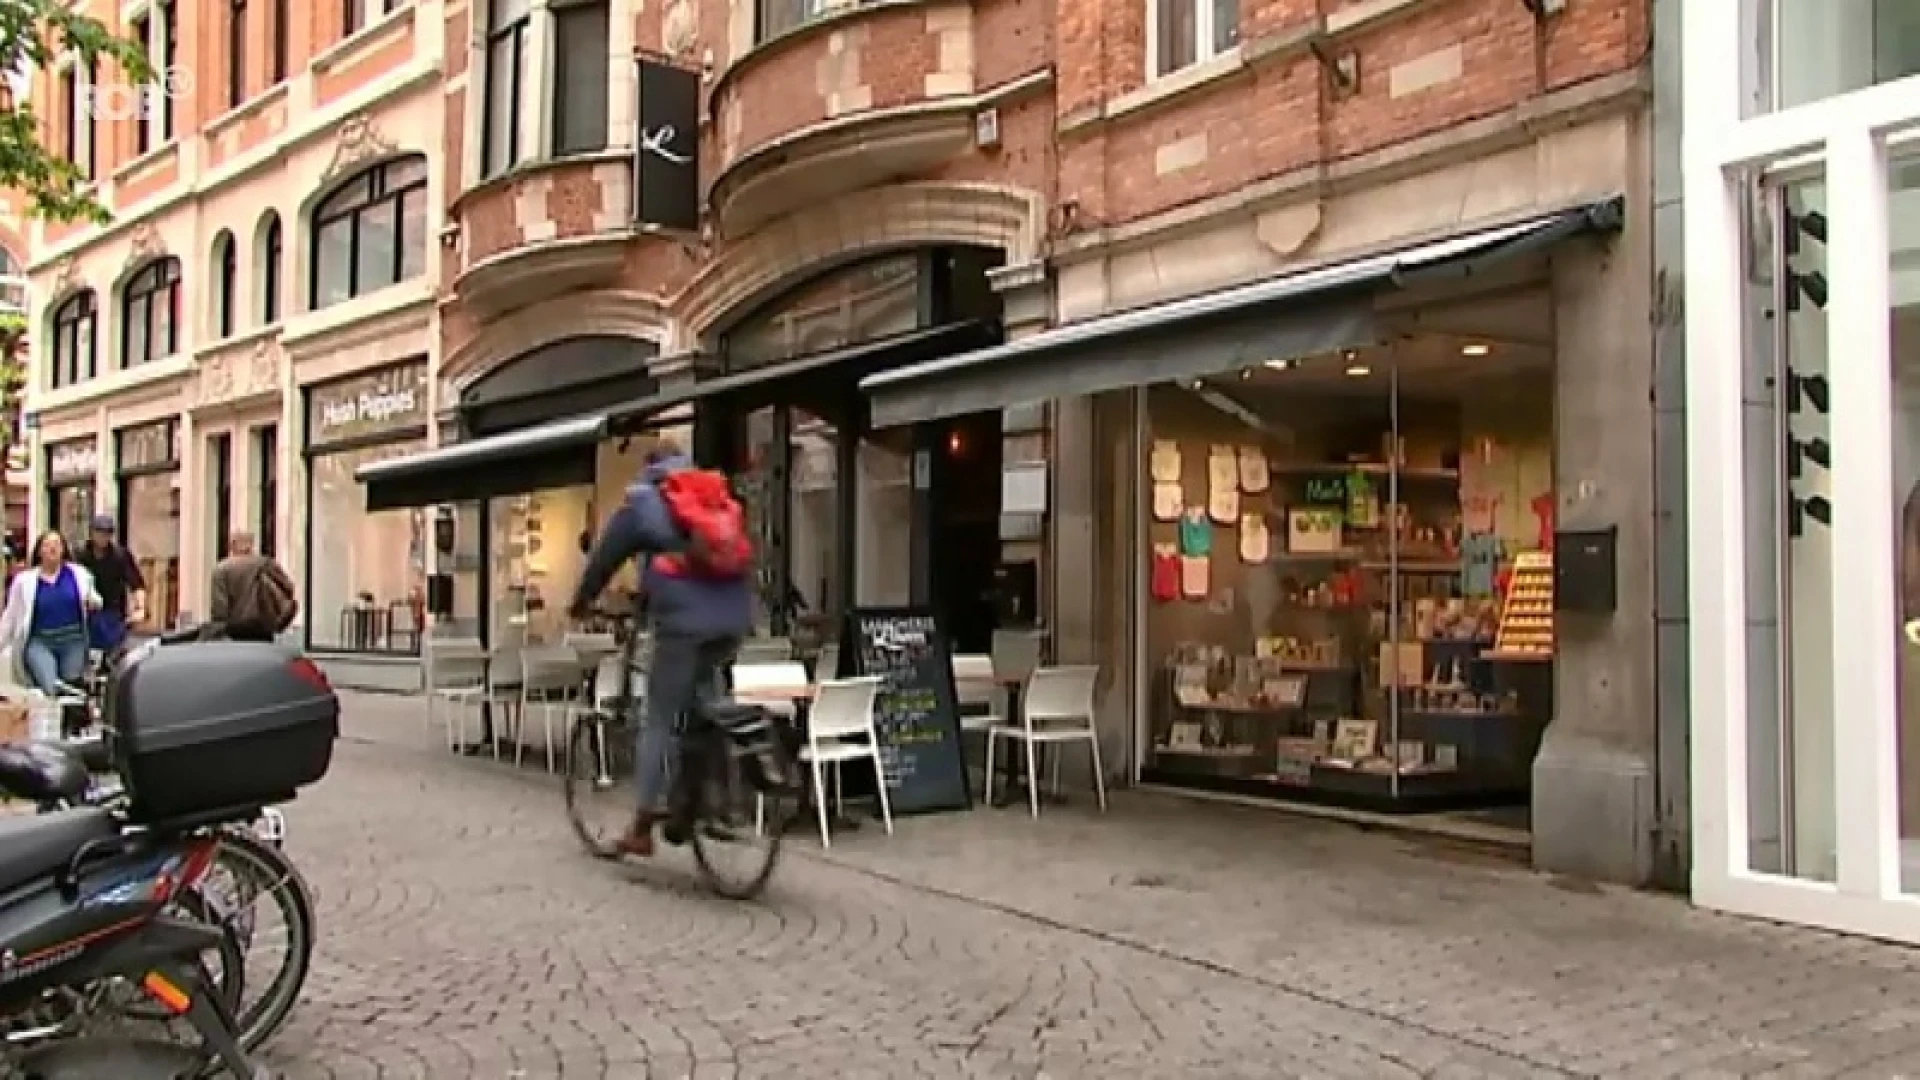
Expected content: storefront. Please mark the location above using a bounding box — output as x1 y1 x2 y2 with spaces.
43 436 97 547
302 359 431 655
113 419 181 628
355 336 671 648
1683 0 1920 939
865 199 1639 825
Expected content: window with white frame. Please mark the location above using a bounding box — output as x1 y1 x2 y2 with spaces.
48 290 96 389
127 2 176 155
345 0 407 36
57 59 96 180
1774 0 1920 111
1148 0 1238 79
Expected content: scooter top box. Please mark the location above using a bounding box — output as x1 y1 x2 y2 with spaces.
108 642 338 823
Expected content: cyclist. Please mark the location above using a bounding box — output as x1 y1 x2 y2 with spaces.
568 444 754 858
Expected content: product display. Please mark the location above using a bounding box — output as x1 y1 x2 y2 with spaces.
1144 388 1557 810
1490 552 1554 657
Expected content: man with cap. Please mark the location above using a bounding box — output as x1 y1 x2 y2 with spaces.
77 513 146 653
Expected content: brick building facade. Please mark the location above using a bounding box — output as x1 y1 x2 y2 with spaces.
26 0 1661 883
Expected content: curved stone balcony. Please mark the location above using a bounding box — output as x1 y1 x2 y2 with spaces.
707 0 987 237
449 152 635 318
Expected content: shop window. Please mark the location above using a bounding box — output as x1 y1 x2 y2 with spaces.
121 474 181 630
1888 152 1920 894
1148 0 1238 79
1774 0 1920 110
227 0 247 108
1141 339 1555 810
789 410 838 621
482 0 531 177
213 230 237 338
308 442 429 653
49 289 96 389
120 257 181 368
257 212 283 324
309 155 428 310
551 0 609 157
488 487 594 646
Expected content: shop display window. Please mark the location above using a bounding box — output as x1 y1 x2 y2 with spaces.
123 473 181 628
51 486 93 553
308 442 428 653
487 486 593 647
1141 337 1556 808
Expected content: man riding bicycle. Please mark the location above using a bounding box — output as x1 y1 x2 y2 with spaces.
568 444 754 859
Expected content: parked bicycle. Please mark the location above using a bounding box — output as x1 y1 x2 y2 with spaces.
563 614 802 900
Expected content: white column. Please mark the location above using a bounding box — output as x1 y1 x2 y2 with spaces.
1682 0 1753 889
1826 125 1902 898
526 3 556 160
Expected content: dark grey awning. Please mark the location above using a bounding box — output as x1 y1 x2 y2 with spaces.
358 413 608 511
459 336 660 436
602 321 998 426
860 198 1625 428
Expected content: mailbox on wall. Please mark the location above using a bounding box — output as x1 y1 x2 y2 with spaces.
1553 526 1617 614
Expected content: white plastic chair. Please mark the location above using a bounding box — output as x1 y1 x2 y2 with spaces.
518 645 580 772
730 661 810 721
985 665 1106 818
951 654 1000 734
736 638 793 666
423 640 489 749
766 675 891 848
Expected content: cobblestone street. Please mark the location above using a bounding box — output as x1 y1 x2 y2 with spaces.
252 693 1920 1079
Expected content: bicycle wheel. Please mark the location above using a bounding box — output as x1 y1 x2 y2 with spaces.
690 729 798 901
197 828 314 1052
566 712 636 859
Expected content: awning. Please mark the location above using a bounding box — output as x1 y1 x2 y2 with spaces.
458 335 660 436
601 320 998 425
358 413 608 511
860 197 1625 428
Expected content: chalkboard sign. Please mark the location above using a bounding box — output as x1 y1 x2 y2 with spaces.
841 606 971 814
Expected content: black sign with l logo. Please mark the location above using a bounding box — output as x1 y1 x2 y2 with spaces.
635 59 701 232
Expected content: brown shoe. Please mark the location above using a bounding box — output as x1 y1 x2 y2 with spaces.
615 812 657 858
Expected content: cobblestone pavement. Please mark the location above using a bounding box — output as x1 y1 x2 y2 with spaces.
249 693 1920 1078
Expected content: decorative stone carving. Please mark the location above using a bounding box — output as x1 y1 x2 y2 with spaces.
199 352 235 405
663 0 698 59
124 223 163 269
322 115 397 182
48 258 80 302
248 338 276 392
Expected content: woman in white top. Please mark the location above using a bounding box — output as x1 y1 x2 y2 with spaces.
0 530 103 693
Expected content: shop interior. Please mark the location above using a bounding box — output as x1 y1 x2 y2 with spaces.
1139 305 1558 820
121 471 182 629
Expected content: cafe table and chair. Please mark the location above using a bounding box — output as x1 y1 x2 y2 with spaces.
423 638 490 750
984 664 1108 818
757 675 892 848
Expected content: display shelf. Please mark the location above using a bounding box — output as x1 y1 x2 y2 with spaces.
1489 551 1553 659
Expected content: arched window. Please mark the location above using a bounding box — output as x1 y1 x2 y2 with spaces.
121 257 182 368
49 290 97 389
213 230 237 338
258 212 283 323
0 247 24 314
309 155 427 311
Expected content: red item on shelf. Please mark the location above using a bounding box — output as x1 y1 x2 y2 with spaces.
1151 550 1180 601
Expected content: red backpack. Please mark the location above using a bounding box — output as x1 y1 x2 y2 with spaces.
653 469 755 579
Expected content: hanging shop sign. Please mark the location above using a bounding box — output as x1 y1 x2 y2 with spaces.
635 59 701 232
306 360 429 449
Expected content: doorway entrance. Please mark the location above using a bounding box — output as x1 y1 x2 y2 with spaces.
921 411 1004 653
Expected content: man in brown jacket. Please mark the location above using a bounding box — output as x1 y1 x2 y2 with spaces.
209 531 298 642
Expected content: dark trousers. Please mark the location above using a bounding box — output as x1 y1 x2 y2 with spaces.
636 633 738 812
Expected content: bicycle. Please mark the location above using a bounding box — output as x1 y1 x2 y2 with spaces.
563 615 802 900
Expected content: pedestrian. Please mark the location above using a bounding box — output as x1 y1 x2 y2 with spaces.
209 530 298 643
75 513 145 654
0 530 103 694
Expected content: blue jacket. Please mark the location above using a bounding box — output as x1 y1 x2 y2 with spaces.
570 455 754 639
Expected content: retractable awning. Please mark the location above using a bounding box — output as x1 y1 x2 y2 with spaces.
859 197 1624 428
603 320 998 425
358 413 609 511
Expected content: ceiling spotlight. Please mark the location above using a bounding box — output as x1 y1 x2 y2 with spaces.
1239 368 1254 379
1264 358 1297 370
1345 364 1371 377
1461 343 1490 357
